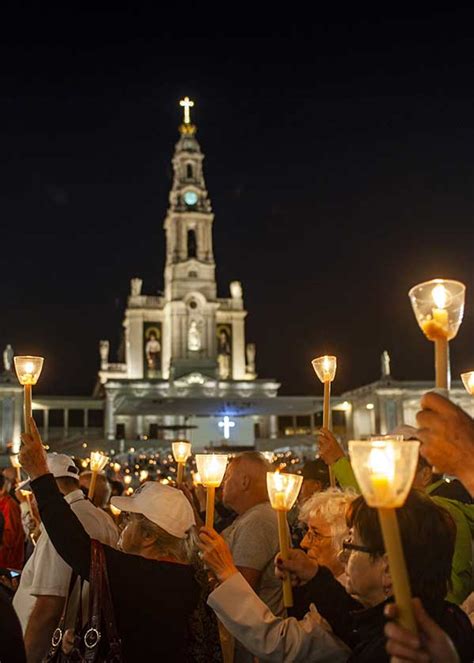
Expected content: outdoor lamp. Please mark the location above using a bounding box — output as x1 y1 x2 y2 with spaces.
349 438 420 633
88 451 109 500
172 440 192 483
266 471 303 607
14 355 44 434
10 454 22 483
311 355 337 486
461 371 474 395
195 454 228 528
409 279 465 390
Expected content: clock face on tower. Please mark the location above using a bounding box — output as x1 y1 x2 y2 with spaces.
184 191 198 206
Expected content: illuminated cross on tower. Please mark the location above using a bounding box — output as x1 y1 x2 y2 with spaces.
218 415 235 440
179 96 195 125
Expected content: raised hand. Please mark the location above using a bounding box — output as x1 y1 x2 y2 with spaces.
274 548 319 586
19 417 49 481
416 391 474 496
318 428 345 466
384 598 460 663
198 527 238 583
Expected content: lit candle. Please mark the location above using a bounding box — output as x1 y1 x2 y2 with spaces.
195 454 228 528
13 356 44 434
266 471 303 607
312 355 337 487
409 279 465 391
349 438 420 633
88 451 109 500
172 440 192 484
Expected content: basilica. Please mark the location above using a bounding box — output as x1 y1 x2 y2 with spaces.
0 100 473 457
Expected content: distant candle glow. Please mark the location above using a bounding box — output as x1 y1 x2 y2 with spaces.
89 451 109 473
172 441 192 463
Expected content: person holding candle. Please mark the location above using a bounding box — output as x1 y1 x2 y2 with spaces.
200 490 473 662
13 452 119 663
221 452 283 661
18 417 215 663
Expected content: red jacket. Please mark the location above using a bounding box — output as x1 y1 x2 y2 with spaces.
0 494 24 570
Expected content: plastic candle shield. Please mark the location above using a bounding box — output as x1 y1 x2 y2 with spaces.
266 472 303 511
89 451 109 473
408 279 465 341
195 454 228 487
13 356 44 386
348 439 420 508
311 355 337 383
461 371 474 395
172 441 192 463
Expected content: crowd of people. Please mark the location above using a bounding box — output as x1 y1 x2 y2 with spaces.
0 390 473 662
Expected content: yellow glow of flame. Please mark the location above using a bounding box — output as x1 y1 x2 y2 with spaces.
123 475 132 485
90 451 108 473
368 445 395 482
432 283 448 309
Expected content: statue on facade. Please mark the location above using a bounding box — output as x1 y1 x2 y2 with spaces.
188 320 201 352
246 342 256 376
130 277 143 297
99 340 110 368
145 329 161 372
230 281 243 300
217 327 231 379
381 350 391 378
3 344 13 372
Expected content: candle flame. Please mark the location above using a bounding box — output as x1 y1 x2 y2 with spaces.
432 283 448 309
368 445 395 481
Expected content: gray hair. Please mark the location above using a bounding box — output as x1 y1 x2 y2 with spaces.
133 514 199 563
298 488 356 553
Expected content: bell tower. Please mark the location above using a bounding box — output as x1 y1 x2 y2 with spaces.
163 97 216 302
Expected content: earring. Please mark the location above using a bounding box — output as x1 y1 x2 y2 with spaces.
383 585 391 596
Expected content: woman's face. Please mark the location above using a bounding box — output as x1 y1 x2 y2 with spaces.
300 510 344 577
341 527 387 607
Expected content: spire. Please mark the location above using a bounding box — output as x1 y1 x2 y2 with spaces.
179 96 196 136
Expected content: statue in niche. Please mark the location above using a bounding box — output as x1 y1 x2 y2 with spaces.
130 277 143 297
188 320 201 352
99 340 110 368
381 350 391 378
217 327 231 379
246 343 256 375
3 344 13 372
230 281 243 300
145 328 161 371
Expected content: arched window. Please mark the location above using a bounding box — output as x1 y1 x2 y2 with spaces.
187 229 197 258
186 163 193 179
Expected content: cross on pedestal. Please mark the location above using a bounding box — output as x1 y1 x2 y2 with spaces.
180 96 195 125
218 415 235 440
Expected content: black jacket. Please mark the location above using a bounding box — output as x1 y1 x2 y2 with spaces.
293 566 474 663
31 474 200 663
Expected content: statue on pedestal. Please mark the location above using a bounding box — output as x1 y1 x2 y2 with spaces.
3 344 13 372
217 328 231 379
246 343 256 376
99 340 110 369
230 281 243 300
130 277 143 297
381 350 391 379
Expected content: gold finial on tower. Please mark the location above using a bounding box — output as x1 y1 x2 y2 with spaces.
179 96 196 135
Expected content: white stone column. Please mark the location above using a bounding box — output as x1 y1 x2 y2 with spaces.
128 314 144 378
232 316 246 379
84 409 89 430
269 415 278 439
64 409 69 438
106 392 116 440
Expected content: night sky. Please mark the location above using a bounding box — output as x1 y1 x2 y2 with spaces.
2 8 474 396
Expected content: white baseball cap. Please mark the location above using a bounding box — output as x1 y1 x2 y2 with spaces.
111 482 195 539
22 453 80 489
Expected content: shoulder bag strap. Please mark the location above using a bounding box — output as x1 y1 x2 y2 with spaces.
43 570 78 661
83 540 103 661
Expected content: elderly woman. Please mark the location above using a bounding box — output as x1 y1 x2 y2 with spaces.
20 419 201 663
200 490 473 662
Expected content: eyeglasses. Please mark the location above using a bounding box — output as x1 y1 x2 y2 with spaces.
304 527 332 542
341 539 375 555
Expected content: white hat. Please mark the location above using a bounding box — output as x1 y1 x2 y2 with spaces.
111 482 195 539
22 453 80 489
